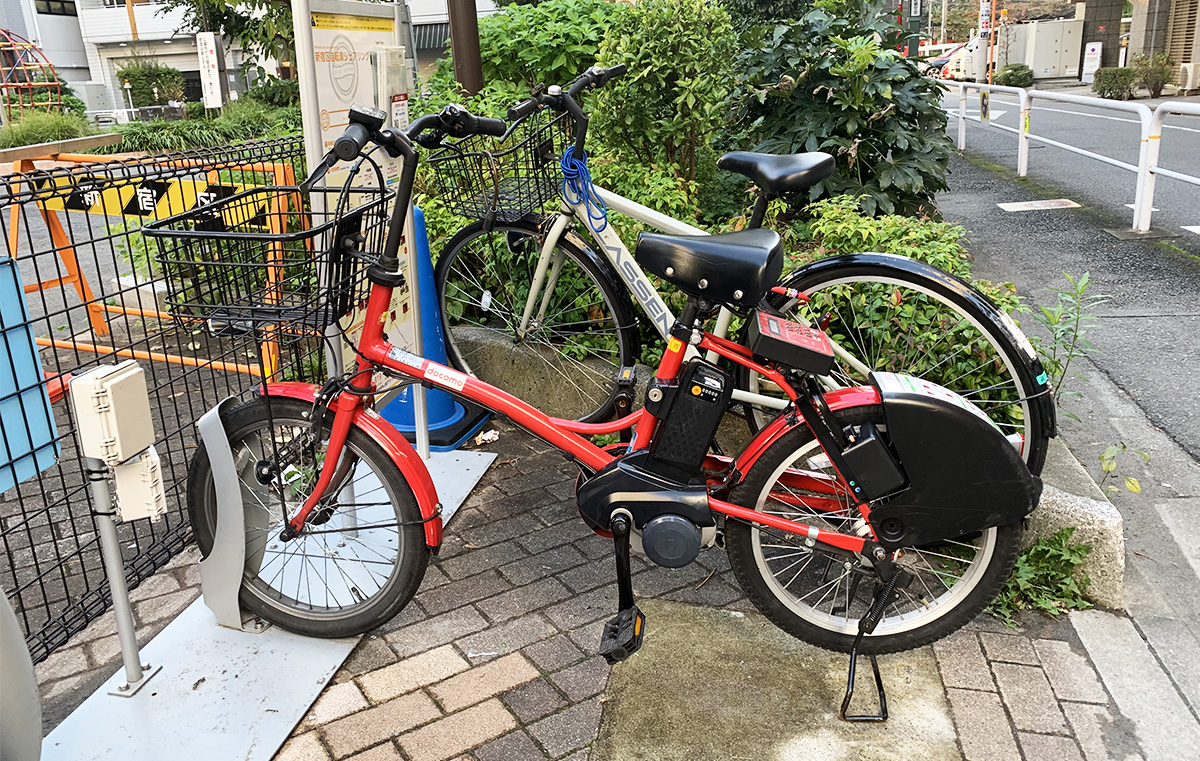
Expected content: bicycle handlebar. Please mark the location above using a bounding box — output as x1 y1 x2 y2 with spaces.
505 64 627 123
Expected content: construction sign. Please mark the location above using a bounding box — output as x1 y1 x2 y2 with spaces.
32 175 270 225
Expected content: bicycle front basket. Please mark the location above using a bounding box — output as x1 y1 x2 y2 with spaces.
142 185 392 330
427 110 573 223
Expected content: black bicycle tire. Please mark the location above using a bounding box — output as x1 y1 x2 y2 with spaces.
737 253 1051 475
725 405 1022 655
188 397 429 638
433 217 639 423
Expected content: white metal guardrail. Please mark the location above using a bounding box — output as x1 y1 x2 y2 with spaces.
951 82 1199 233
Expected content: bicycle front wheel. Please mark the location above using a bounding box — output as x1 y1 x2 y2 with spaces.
434 218 638 422
739 254 1050 474
188 397 429 637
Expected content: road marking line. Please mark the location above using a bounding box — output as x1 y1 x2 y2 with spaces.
1124 203 1161 211
979 98 1200 133
1183 225 1200 235
997 199 1081 211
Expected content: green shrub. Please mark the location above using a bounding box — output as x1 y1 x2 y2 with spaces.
987 528 1092 627
1092 67 1137 100
1131 52 1175 98
595 0 736 186
475 0 622 88
995 63 1034 88
116 59 185 107
245 77 300 107
734 0 952 215
3 79 87 117
0 111 96 149
718 0 813 27
102 101 300 153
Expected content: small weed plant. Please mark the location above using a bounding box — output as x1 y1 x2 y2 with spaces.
1033 272 1109 420
1098 442 1148 498
988 527 1093 627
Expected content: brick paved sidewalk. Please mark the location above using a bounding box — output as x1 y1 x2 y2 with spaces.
35 420 1148 761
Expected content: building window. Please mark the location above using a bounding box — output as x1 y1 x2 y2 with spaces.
35 0 78 15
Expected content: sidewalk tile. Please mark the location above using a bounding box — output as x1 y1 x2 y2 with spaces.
501 678 568 723
979 632 1040 665
344 743 403 761
418 570 513 617
493 467 566 496
322 692 440 759
133 587 196 624
556 557 612 594
438 541 527 581
303 681 369 729
516 519 594 555
526 699 603 758
473 730 547 761
459 514 543 549
341 637 398 677
276 732 330 761
946 687 1021 761
498 544 587 586
1018 732 1084 761
1034 639 1109 704
547 658 610 702
1062 702 1146 761
33 646 88 682
477 577 572 622
430 653 540 713
522 635 585 672
398 699 517 761
456 613 558 664
992 663 1069 734
664 576 744 607
544 586 618 631
483 487 559 520
631 564 710 597
933 630 996 691
359 645 470 703
385 607 488 659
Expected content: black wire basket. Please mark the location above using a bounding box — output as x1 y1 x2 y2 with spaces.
427 110 573 223
142 185 392 330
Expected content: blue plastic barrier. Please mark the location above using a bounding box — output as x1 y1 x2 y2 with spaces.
380 208 490 451
1 257 59 494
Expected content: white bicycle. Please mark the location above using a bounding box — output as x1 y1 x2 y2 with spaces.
430 66 1055 473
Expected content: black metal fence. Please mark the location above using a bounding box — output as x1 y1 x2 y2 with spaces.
0 137 330 663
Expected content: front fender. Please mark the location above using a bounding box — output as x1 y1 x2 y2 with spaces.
733 386 882 476
259 382 443 550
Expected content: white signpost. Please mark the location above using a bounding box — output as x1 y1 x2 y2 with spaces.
195 32 225 109
1082 42 1103 85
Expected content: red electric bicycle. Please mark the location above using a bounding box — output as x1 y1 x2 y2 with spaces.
147 68 1040 720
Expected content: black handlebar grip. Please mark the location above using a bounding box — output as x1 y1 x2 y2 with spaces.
507 98 540 121
334 123 372 161
605 64 627 81
474 116 507 137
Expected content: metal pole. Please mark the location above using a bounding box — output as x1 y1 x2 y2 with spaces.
291 0 323 182
941 0 947 42
958 84 967 149
447 0 483 95
86 458 145 688
1132 108 1159 233
987 1 998 83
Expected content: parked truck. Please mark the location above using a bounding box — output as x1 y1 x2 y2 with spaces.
940 17 1084 82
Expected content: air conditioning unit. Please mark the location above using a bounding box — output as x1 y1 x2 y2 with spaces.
1180 63 1200 94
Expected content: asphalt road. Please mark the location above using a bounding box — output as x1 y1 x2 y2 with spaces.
942 89 1200 249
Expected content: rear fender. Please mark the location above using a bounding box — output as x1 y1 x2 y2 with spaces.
259 382 443 550
733 386 881 477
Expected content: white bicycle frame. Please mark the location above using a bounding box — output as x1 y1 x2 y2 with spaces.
514 185 874 410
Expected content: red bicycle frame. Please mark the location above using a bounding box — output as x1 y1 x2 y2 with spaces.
277 268 879 557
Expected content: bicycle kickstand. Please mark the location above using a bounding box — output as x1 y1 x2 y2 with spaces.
597 514 645 664
840 560 908 723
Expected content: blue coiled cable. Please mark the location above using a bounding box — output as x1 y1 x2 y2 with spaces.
560 146 608 233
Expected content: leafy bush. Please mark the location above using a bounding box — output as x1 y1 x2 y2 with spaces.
595 0 736 185
0 111 96 149
101 101 300 153
988 528 1092 627
718 0 813 27
734 0 952 215
995 63 1034 88
1132 52 1175 98
245 77 300 107
475 0 622 89
116 59 186 107
1092 67 1137 100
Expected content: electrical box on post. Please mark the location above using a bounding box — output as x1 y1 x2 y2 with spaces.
113 445 168 522
70 360 155 466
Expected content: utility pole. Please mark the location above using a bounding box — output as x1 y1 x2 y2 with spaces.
447 0 483 95
907 0 922 57
940 0 947 42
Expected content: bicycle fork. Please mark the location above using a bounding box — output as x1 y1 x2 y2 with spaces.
278 389 362 541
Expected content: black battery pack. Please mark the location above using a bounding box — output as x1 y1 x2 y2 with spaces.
747 310 836 375
647 360 733 482
840 422 907 501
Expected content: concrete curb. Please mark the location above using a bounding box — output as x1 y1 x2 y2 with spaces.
1030 438 1125 610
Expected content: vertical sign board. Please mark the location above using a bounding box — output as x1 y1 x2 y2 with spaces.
1082 42 1103 84
196 32 225 109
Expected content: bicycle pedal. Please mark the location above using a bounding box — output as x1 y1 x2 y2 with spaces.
598 606 645 664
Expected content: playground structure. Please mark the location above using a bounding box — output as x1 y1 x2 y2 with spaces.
0 29 68 122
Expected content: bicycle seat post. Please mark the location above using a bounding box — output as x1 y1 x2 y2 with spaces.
747 191 772 230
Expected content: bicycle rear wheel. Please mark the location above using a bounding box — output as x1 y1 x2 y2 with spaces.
738 254 1051 474
188 397 429 637
434 218 638 422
